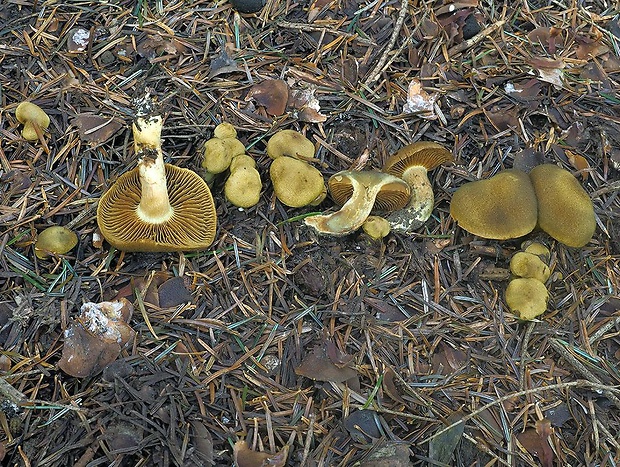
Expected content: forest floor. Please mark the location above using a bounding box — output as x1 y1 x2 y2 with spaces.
1 0 619 465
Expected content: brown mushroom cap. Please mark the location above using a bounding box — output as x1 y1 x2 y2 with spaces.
97 164 217 252
529 164 595 248
269 156 325 207
266 130 315 160
450 169 538 240
382 141 453 177
505 277 549 320
15 101 51 141
329 171 411 212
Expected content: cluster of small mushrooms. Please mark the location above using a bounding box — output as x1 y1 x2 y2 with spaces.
505 242 552 320
15 98 599 331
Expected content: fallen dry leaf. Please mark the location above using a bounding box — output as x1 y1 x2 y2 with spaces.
246 79 289 116
344 409 383 442
295 343 357 382
403 79 438 119
233 440 288 467
72 113 123 143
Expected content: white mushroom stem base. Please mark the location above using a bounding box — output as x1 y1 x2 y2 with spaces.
304 184 383 236
386 166 433 233
132 116 174 224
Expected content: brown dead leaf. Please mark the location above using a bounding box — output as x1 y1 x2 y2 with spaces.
233 440 288 467
565 150 590 180
527 26 563 54
209 43 241 78
344 409 383 442
72 114 123 143
136 33 179 60
484 106 519 131
574 30 609 59
513 147 545 173
504 79 542 102
382 368 406 404
288 86 327 123
191 420 214 465
403 79 437 119
67 27 90 53
357 443 411 467
58 299 135 378
431 342 468 374
516 422 554 467
295 343 357 382
325 339 354 367
158 276 193 308
246 79 289 116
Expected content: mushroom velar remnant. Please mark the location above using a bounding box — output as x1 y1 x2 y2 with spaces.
97 115 217 252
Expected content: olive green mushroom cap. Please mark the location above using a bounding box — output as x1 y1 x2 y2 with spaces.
450 169 538 240
213 122 237 139
510 251 551 283
266 130 315 160
362 216 391 240
269 156 325 207
35 226 78 259
15 102 51 141
202 137 246 174
522 241 551 263
97 164 217 252
529 164 595 248
225 156 262 208
505 277 549 320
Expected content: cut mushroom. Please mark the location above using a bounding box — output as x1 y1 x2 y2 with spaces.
382 142 453 233
304 171 410 236
97 115 217 252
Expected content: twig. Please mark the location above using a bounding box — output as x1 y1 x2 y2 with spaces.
548 338 620 410
447 20 506 57
419 379 620 445
364 0 409 86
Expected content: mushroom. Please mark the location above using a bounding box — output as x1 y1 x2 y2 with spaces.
450 169 538 240
304 171 410 236
509 251 551 283
266 129 315 160
362 215 391 240
505 277 549 320
225 154 262 208
97 115 217 252
529 164 596 248
34 226 78 259
269 156 326 207
382 142 453 233
213 122 237 139
202 136 246 174
15 101 50 141
523 241 550 263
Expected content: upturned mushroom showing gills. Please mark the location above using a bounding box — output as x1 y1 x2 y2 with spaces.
450 169 538 240
304 171 410 236
382 142 453 233
97 115 217 252
529 164 595 248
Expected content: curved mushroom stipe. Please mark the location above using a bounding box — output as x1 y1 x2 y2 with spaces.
382 142 453 233
304 171 409 236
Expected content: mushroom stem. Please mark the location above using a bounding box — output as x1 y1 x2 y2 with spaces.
305 181 383 236
385 166 433 233
132 116 174 224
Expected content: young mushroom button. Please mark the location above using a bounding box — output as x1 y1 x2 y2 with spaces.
97 116 217 252
15 101 50 141
304 171 410 236
382 142 453 233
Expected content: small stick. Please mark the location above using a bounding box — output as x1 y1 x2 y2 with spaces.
364 0 409 86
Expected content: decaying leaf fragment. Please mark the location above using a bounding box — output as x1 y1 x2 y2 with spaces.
72 113 123 143
403 79 438 119
246 79 289 116
233 440 288 467
516 419 555 467
295 341 357 382
58 298 135 378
